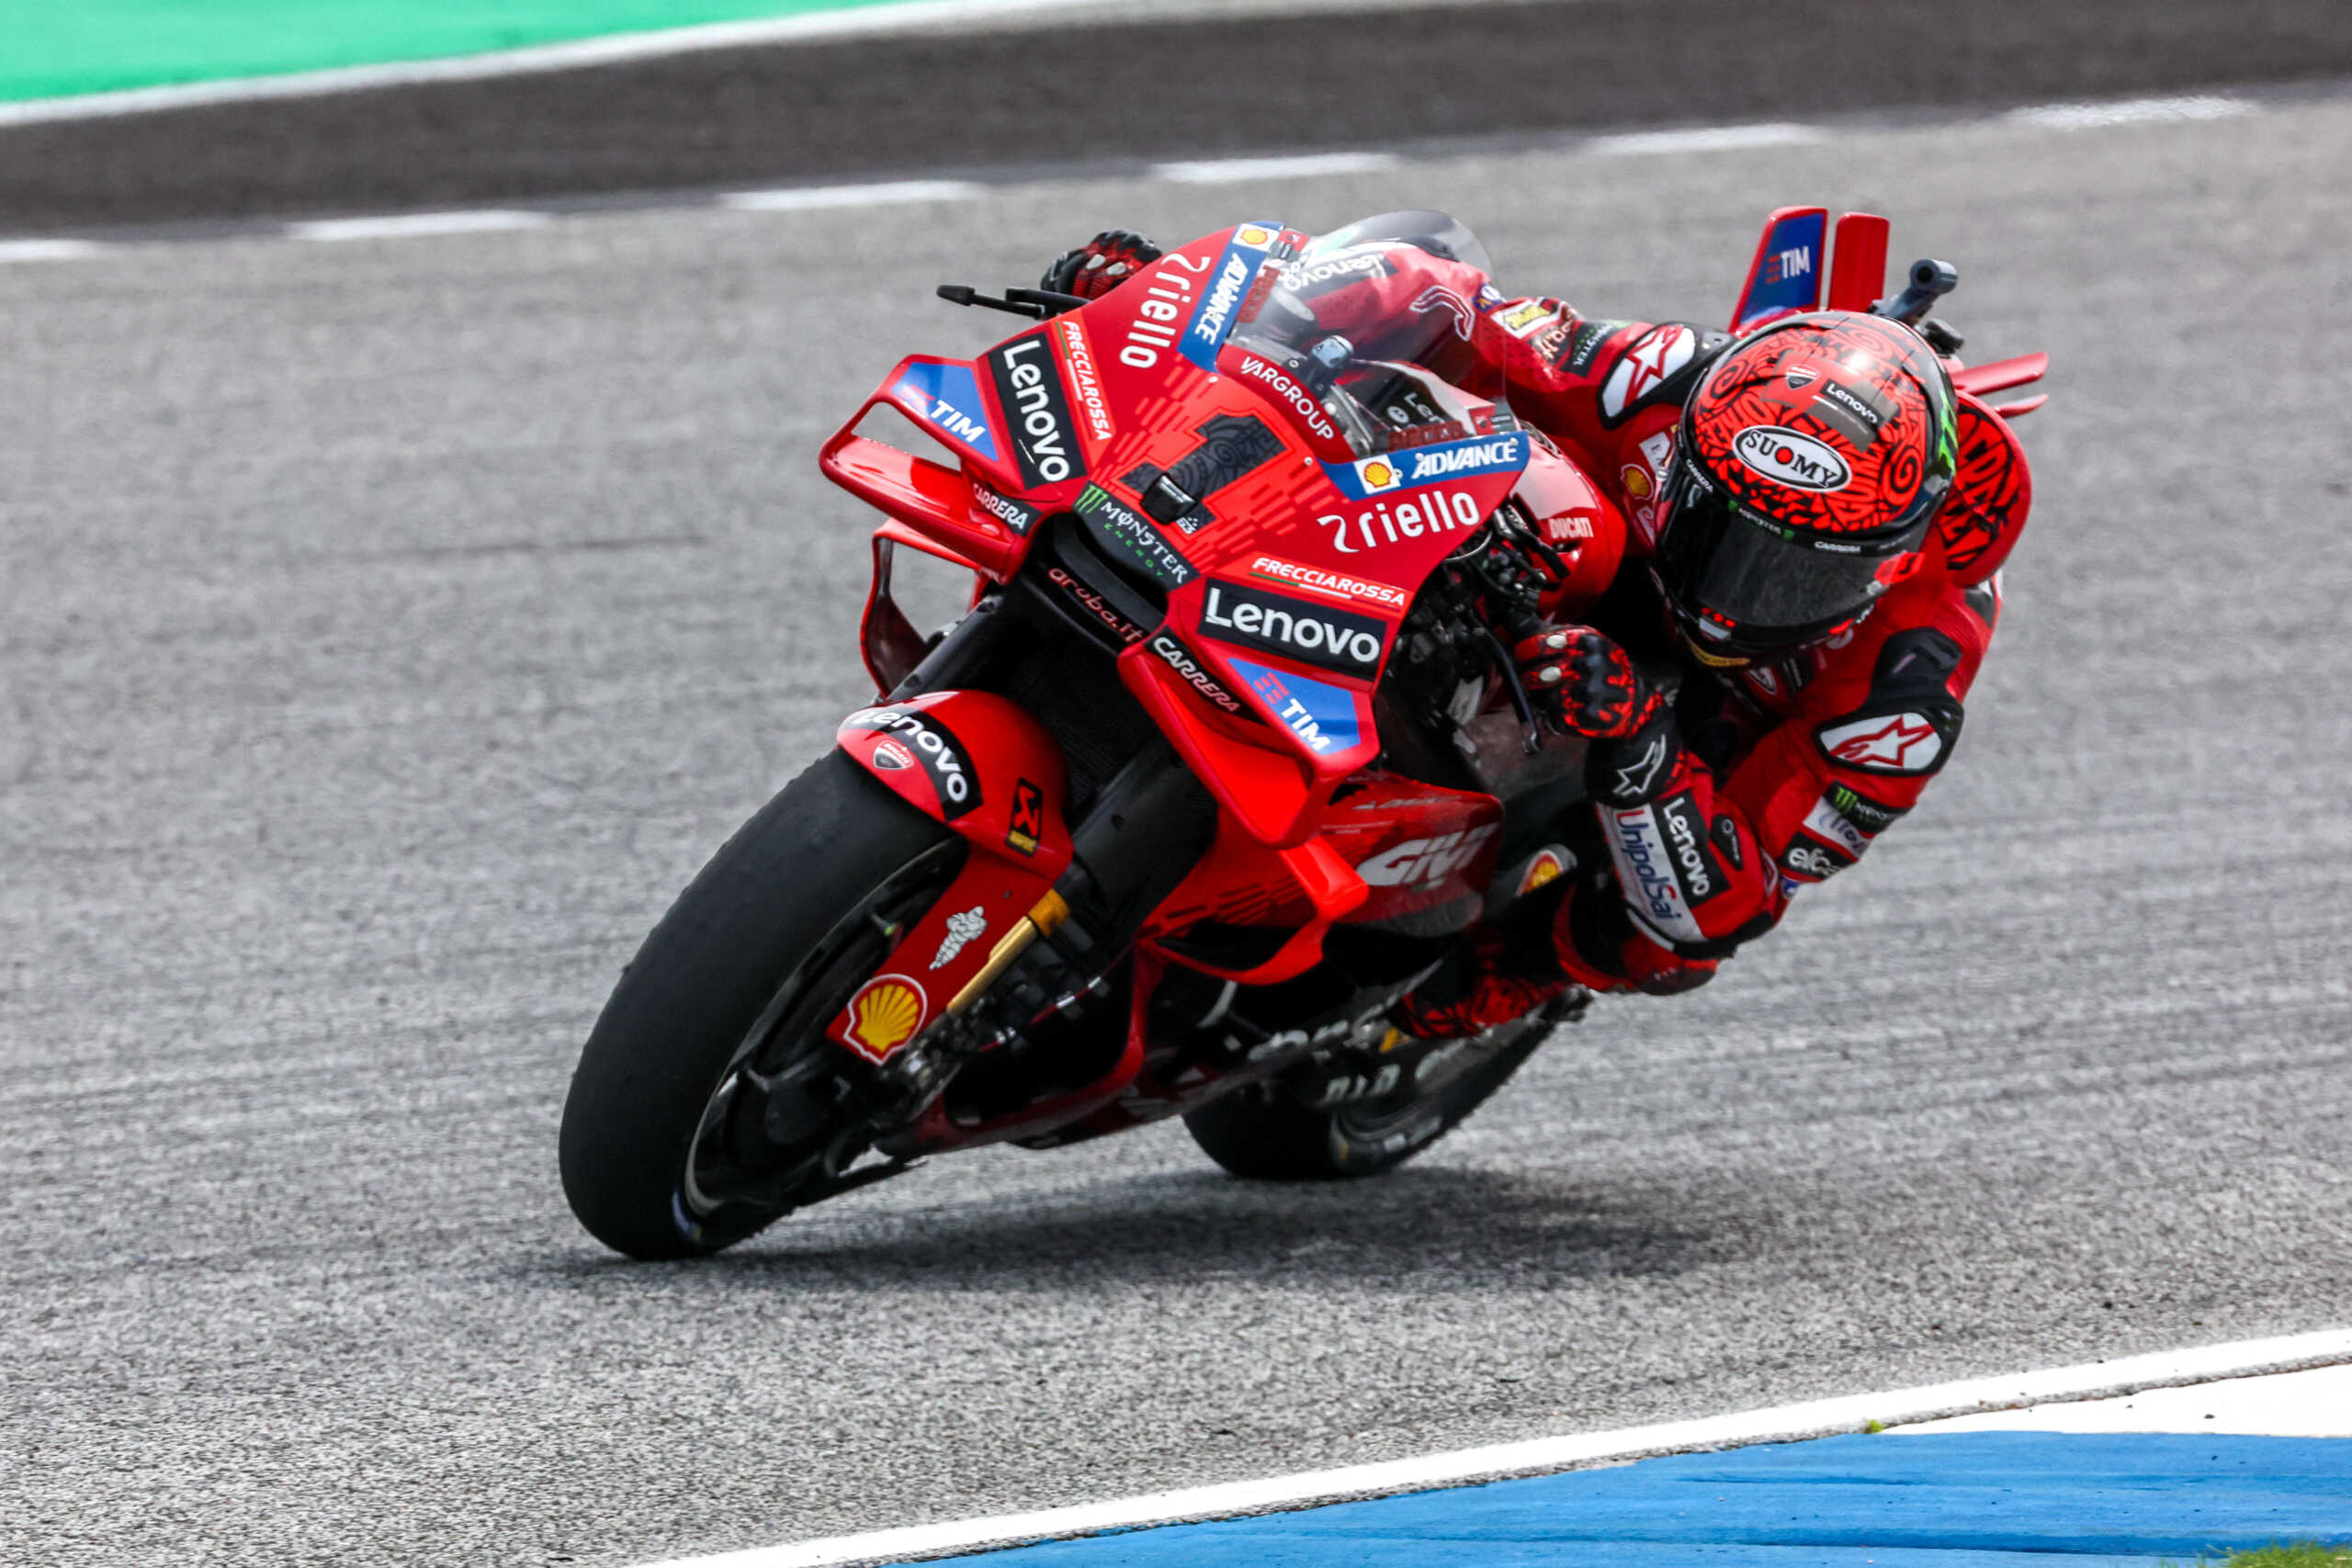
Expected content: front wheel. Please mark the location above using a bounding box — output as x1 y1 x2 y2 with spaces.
559 750 962 1259
1180 1010 1566 1180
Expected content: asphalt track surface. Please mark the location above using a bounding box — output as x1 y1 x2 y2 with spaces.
6 97 2352 1568
7 0 2352 231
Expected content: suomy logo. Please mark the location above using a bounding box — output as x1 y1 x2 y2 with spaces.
1732 424 1851 491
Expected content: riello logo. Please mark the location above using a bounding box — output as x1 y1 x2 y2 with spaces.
1733 424 1851 491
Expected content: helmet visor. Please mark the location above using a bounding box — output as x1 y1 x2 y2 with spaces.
1655 461 1928 650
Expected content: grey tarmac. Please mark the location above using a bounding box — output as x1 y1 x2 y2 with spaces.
4 99 2350 1568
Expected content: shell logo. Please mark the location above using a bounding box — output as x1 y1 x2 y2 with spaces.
1355 457 1401 492
1517 845 1572 896
1620 463 1654 501
1236 224 1275 248
842 975 928 1059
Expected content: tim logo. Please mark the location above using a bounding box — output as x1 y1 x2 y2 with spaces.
1761 246 1814 285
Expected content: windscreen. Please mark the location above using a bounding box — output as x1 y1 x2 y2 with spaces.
1229 211 1505 459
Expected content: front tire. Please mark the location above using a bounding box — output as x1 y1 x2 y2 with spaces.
1181 1013 1559 1180
559 750 961 1259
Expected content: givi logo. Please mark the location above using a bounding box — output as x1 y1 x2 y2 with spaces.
1358 825 1499 888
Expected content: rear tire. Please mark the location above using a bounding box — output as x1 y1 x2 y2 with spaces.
1181 1015 1556 1180
559 750 960 1259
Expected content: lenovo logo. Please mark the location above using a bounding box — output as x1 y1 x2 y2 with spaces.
1198 578 1385 677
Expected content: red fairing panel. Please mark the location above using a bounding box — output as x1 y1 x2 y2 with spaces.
1063 224 1533 777
835 691 1074 882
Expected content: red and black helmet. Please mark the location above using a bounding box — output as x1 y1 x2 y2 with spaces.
1653 311 1957 663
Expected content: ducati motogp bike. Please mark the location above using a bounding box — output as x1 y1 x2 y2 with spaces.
556 209 2038 1259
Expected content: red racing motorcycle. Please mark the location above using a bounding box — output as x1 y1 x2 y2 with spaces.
557 209 2031 1259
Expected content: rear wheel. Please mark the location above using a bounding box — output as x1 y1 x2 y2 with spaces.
559 750 962 1259
1181 1010 1564 1180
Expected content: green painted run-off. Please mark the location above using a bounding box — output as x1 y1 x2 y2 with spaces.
3 0 918 104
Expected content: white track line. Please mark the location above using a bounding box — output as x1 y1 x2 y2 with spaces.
0 0 1114 128
638 1327 2352 1568
0 238 107 263
287 209 551 242
720 180 985 211
2008 94 2253 130
1155 151 1403 184
1585 121 1825 156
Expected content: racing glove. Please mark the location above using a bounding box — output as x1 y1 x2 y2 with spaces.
1040 230 1162 300
1513 625 1663 739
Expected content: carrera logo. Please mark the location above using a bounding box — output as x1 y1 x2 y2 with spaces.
842 706 981 818
1200 579 1385 677
1246 554 1409 611
1734 425 1851 491
971 484 1037 536
1147 631 1246 715
987 333 1084 490
1357 824 1499 888
1816 710 1945 773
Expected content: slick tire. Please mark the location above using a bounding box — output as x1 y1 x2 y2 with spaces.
1181 1021 1551 1181
559 750 959 1260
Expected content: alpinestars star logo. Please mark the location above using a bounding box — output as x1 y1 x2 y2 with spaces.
1816 711 1944 773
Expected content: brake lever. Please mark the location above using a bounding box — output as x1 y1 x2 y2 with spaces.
1475 623 1546 757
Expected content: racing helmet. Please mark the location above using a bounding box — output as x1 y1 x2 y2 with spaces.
1653 311 1957 663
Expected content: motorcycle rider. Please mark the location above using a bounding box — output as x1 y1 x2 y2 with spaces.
1039 221 2030 1034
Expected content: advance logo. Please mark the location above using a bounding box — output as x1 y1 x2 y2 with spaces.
986 333 1085 490
1181 221 1279 371
1324 431 1528 500
1198 578 1386 678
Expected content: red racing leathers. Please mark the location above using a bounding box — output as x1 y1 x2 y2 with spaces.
1270 241 2031 1017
